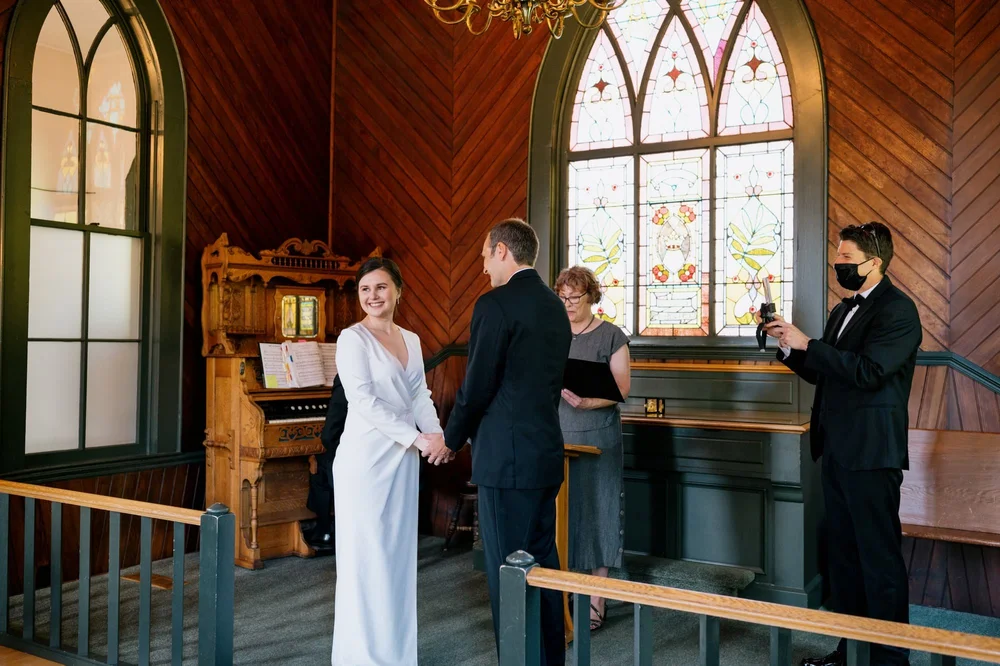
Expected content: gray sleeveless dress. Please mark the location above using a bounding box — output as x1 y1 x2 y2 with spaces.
559 320 629 571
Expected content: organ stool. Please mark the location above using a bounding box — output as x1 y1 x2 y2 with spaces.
443 481 479 551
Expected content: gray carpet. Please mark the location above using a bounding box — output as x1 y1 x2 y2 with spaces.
6 537 1000 664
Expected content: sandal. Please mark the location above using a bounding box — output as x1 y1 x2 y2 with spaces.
589 603 605 631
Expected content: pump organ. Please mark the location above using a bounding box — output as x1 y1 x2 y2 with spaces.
201 233 378 569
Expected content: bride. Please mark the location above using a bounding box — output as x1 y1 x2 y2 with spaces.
332 257 453 665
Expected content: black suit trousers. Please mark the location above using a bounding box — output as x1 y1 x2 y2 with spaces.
478 485 565 666
823 456 909 666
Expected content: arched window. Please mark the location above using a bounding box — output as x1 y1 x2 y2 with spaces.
529 0 826 349
1 0 186 474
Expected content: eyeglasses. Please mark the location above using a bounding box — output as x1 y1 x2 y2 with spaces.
859 223 881 261
559 293 585 305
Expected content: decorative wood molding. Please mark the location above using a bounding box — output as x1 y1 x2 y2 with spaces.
631 361 793 374
622 410 810 434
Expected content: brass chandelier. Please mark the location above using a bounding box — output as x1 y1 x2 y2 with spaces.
424 0 626 40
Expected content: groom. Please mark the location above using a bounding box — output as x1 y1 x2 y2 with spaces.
423 219 571 665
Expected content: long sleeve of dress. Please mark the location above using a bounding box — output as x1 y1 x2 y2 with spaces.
409 334 443 435
336 328 422 448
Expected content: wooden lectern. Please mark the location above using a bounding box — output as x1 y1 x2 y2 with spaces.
558 443 602 644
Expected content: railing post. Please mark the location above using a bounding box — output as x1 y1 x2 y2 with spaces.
699 615 719 666
198 503 235 665
0 493 8 635
930 655 956 666
571 592 590 666
770 626 791 666
634 603 652 666
499 550 540 666
846 640 870 666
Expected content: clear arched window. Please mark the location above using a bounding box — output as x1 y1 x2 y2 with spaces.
566 0 794 338
27 0 144 453
3 0 187 472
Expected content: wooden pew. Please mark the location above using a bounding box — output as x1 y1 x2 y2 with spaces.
900 429 1000 547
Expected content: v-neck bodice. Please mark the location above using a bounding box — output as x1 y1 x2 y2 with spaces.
357 323 411 372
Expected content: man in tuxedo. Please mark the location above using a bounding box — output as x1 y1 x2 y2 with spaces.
764 222 921 666
423 219 571 666
303 374 348 549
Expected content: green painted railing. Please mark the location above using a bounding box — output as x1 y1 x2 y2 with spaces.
499 550 1000 666
0 480 234 665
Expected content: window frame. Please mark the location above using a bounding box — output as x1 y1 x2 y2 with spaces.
1 0 187 476
527 0 827 358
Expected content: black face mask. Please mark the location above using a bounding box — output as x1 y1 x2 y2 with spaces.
835 259 875 292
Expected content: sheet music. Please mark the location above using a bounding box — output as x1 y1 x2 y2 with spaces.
281 341 327 388
319 343 338 386
259 343 289 389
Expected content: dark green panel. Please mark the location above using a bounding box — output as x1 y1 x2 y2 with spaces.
623 472 669 556
679 483 765 571
630 370 798 411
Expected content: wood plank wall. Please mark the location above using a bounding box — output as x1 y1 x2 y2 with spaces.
952 0 1000 375
3 462 204 597
159 0 334 451
332 0 1000 431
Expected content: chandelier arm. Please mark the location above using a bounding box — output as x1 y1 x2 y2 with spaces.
466 6 493 35
585 0 627 9
425 0 476 11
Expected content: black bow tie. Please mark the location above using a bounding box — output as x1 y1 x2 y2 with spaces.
842 294 865 308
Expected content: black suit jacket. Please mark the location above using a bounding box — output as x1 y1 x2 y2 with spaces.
780 276 921 471
444 269 572 489
320 374 348 461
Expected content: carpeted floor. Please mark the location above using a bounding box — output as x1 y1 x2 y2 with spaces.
6 537 1000 665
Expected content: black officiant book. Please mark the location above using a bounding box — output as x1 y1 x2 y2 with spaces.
563 358 624 403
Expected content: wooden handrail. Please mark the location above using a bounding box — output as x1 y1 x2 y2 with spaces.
0 480 203 526
631 361 793 374
564 443 601 456
526 568 1000 663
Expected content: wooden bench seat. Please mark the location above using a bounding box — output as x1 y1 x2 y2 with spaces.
900 429 1000 548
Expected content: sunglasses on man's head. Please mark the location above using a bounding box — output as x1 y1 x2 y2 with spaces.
858 223 881 260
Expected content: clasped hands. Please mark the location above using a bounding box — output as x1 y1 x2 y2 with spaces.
417 432 454 466
754 312 811 351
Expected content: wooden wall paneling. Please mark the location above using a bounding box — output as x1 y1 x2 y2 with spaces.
3 464 204 598
419 356 471 536
449 28 548 342
152 0 333 450
952 0 1000 376
332 0 454 351
806 0 954 355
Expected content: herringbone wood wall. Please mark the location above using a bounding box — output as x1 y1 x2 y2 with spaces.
331 1 1000 433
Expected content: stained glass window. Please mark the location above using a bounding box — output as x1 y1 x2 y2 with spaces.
681 0 743 84
568 157 635 333
567 1 794 339
717 2 792 134
715 140 793 335
639 150 710 335
570 31 633 151
641 17 709 143
606 0 670 90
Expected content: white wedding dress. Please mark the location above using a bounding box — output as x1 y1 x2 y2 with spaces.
331 323 442 665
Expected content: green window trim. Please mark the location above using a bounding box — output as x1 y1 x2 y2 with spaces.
1 0 187 475
526 0 828 354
